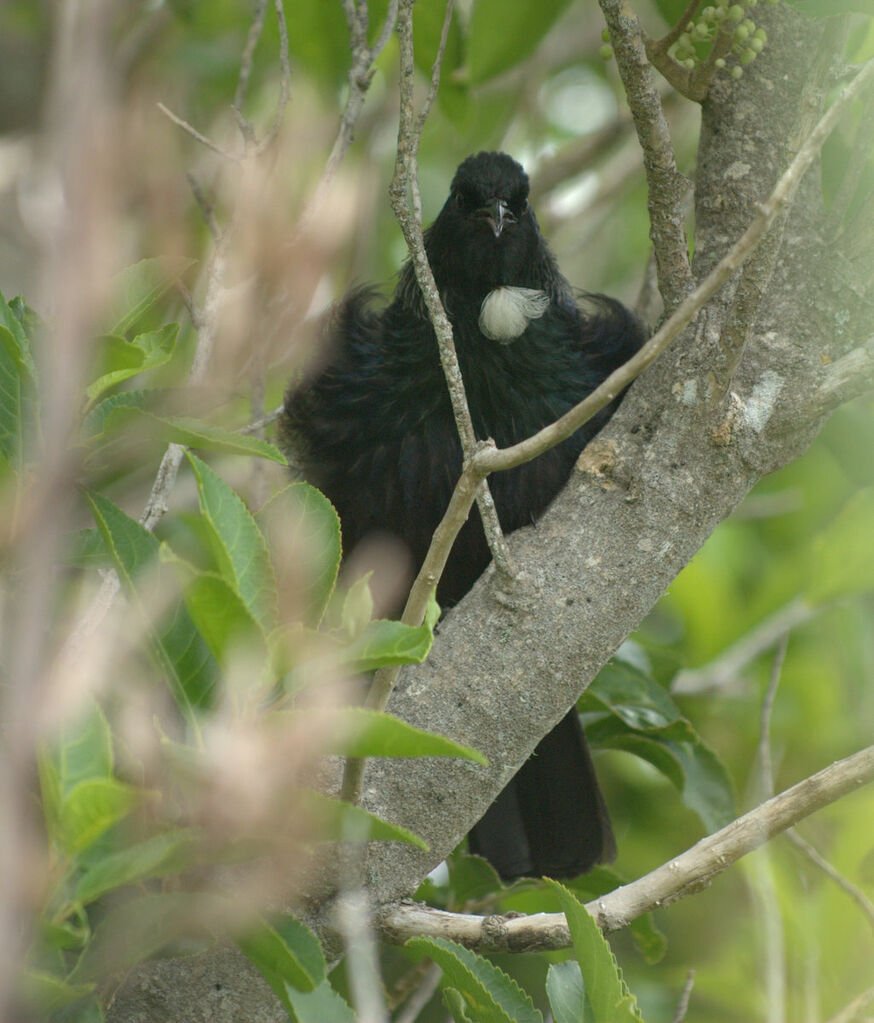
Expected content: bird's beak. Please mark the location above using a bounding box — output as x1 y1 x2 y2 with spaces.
475 197 516 238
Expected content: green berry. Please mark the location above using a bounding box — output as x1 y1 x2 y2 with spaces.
732 64 744 78
754 27 767 41
728 4 744 20
740 47 757 63
601 26 611 42
715 56 726 68
734 24 750 41
684 57 697 68
702 6 717 19
750 36 764 52
599 43 614 60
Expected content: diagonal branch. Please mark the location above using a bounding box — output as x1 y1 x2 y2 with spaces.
377 744 874 951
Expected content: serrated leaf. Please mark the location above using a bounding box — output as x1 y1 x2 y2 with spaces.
342 616 436 671
444 986 478 1023
186 452 277 629
86 324 178 404
283 979 357 1023
806 487 874 603
546 881 643 1023
302 790 429 850
106 256 195 336
260 482 341 626
81 388 152 440
87 491 218 712
57 778 140 855
161 547 269 666
546 960 586 1023
406 935 543 1023
280 708 487 764
75 829 202 904
467 0 572 83
237 915 326 1007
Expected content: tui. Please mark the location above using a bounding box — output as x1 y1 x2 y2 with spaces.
280 151 646 879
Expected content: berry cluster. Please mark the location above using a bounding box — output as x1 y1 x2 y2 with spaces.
667 0 776 79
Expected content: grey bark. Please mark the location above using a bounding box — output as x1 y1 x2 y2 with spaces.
106 7 872 1021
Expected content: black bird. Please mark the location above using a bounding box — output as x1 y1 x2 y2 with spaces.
280 151 646 879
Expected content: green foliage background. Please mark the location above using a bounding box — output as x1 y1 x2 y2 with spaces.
0 1 872 1021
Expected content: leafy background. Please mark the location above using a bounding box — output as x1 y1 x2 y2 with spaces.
0 0 872 1021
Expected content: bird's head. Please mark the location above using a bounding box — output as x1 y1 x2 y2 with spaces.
426 152 547 297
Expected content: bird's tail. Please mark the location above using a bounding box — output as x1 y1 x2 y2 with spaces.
467 710 615 881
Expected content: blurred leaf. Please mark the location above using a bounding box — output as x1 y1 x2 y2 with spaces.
284 979 357 1023
19 969 97 1014
341 612 437 672
69 893 223 984
260 482 342 626
786 0 874 14
340 572 374 638
0 290 39 466
87 491 218 712
86 325 178 405
62 527 111 569
106 257 195 336
55 703 114 794
282 707 487 764
160 547 269 667
81 389 153 440
546 960 587 1023
649 0 690 25
302 790 429 850
38 915 90 952
406 935 542 1023
75 829 203 904
57 778 140 855
806 487 874 603
186 452 278 628
466 0 572 83
237 915 326 1009
546 881 643 1023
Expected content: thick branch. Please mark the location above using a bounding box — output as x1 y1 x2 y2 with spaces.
377 745 874 951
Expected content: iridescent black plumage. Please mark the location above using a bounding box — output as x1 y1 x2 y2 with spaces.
280 152 646 878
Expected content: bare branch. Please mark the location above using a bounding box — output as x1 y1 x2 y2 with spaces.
233 0 268 115
671 970 696 1023
598 0 694 310
258 0 292 152
377 744 874 951
156 102 239 162
815 334 874 413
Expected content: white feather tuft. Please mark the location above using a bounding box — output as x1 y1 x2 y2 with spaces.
478 287 550 343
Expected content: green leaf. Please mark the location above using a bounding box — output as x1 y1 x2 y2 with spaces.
280 708 487 764
87 491 218 712
546 960 587 1023
283 979 357 1023
69 892 223 984
106 256 195 336
342 615 437 671
302 790 429 850
57 778 140 855
55 703 114 794
546 881 643 1023
466 0 573 83
62 527 110 569
19 969 96 1014
583 659 735 832
0 289 39 466
806 487 874 603
186 452 277 628
237 915 326 1009
260 482 342 626
444 987 478 1023
406 935 543 1023
81 388 152 440
341 573 374 638
447 851 505 904
160 547 269 666
75 829 203 904
100 409 287 461
86 324 178 404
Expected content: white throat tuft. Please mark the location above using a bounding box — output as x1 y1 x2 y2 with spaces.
478 287 550 343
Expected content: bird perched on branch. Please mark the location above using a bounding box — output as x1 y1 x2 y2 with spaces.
280 151 646 880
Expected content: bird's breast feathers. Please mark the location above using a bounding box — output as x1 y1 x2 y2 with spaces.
477 286 551 343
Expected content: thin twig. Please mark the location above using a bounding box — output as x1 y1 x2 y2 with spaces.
785 830 874 936
234 0 268 116
258 0 292 152
671 970 696 1023
377 744 874 951
824 985 874 1023
598 0 694 310
758 632 789 798
156 101 238 162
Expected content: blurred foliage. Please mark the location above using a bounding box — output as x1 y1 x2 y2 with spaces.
1 0 873 1022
